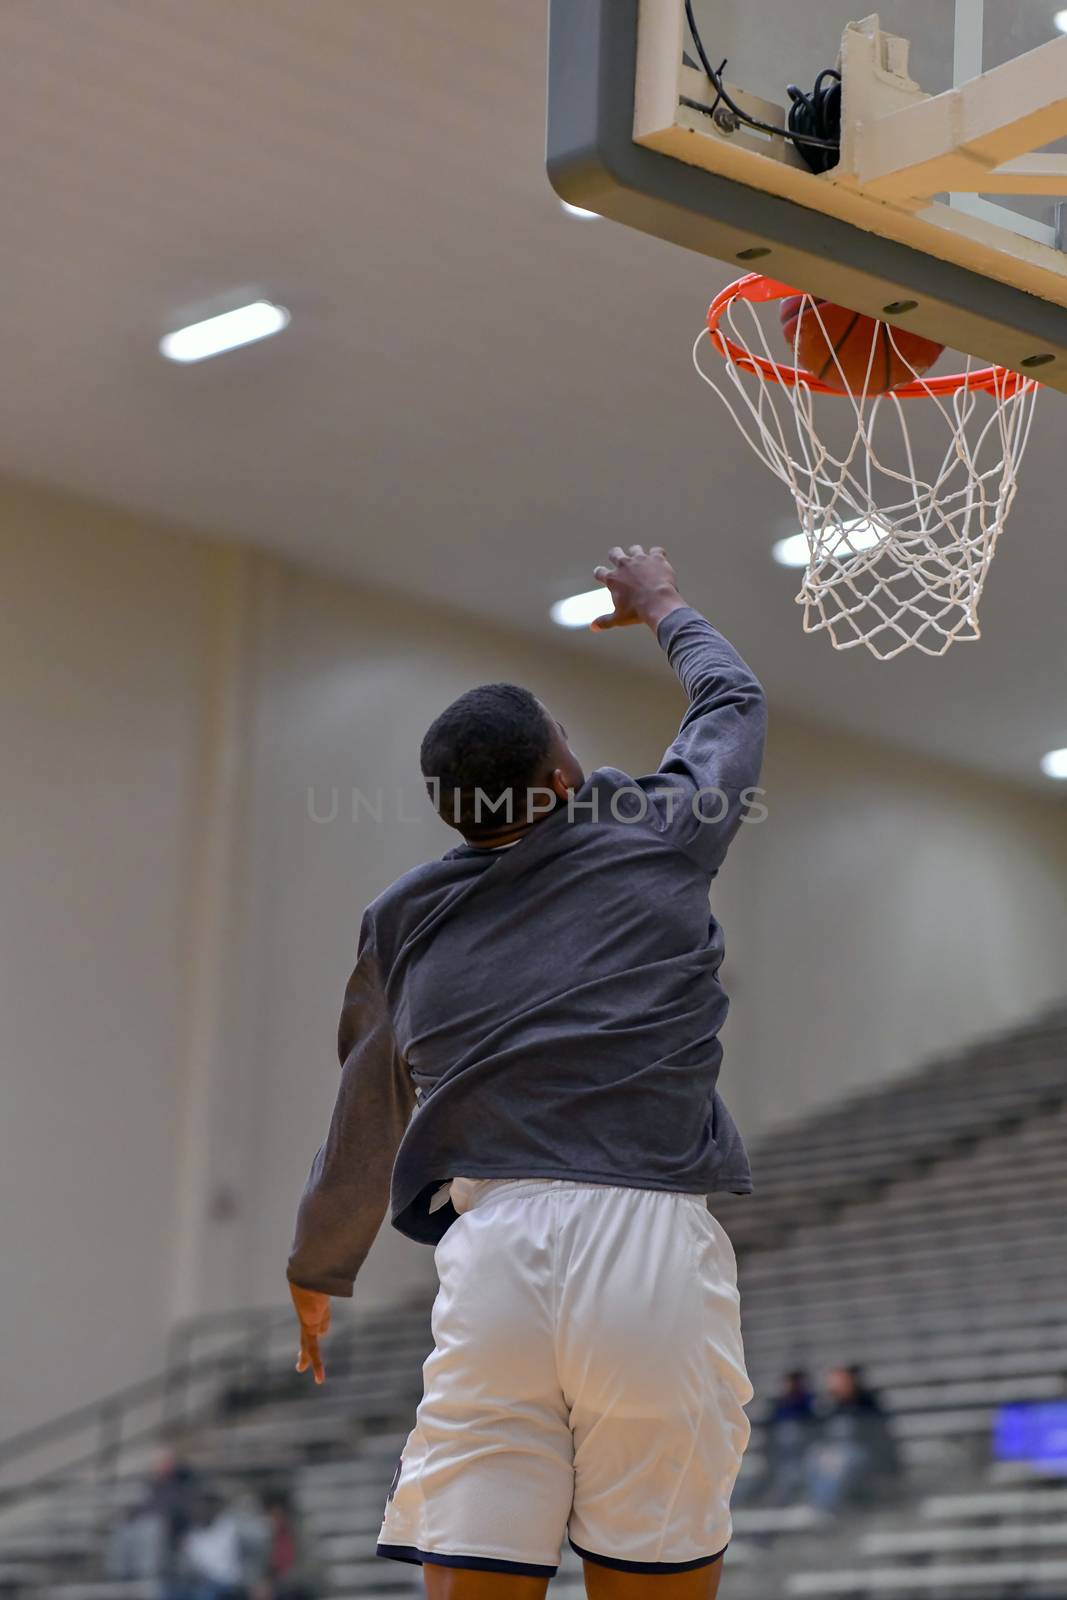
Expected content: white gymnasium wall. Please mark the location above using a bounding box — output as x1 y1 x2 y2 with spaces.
3 475 1067 1437
0 480 225 1441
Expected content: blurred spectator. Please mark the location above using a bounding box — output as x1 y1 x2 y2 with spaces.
167 1486 270 1600
147 1449 204 1577
762 1368 819 1506
732 1368 818 1507
804 1364 902 1513
260 1488 324 1600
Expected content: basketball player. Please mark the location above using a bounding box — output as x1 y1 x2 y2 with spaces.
287 545 766 1599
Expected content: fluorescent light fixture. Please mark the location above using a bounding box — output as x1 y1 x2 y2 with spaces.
550 587 610 628
772 532 815 569
159 300 290 364
1054 9 1067 33
560 200 598 219
1040 747 1067 780
772 518 885 569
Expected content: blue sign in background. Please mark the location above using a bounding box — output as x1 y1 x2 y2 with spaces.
994 1402 1067 1472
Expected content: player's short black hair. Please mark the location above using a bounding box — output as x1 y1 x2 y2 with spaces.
421 682 553 836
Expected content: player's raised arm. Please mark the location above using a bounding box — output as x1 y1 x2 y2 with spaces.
591 545 767 873
286 915 416 1379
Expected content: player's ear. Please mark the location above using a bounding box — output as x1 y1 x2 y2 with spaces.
548 768 572 801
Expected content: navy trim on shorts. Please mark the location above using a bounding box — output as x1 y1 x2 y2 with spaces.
570 1538 729 1574
377 1542 559 1578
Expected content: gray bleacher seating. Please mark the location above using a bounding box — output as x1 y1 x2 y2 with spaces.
921 1485 1067 1521
788 1559 1067 1595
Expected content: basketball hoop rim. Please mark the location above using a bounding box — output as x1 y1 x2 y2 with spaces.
706 274 1033 399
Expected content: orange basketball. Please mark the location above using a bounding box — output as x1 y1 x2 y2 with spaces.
779 295 944 395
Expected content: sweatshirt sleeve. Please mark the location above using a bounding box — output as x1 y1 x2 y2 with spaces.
635 605 767 875
286 919 416 1297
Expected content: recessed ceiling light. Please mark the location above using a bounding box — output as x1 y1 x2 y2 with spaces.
550 587 610 627
160 300 290 364
1054 9 1067 33
772 518 885 569
1040 747 1067 780
560 200 599 219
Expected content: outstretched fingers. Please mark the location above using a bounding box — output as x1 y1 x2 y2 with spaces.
296 1324 327 1384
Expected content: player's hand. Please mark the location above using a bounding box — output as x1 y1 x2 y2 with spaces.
590 546 686 632
290 1282 331 1385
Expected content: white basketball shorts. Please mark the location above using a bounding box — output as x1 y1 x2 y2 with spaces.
377 1177 752 1578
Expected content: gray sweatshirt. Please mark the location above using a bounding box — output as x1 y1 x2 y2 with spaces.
287 607 767 1296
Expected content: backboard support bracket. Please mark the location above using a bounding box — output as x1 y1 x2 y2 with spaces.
846 26 1067 204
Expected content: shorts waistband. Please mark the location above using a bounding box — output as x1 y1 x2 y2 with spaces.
449 1176 710 1216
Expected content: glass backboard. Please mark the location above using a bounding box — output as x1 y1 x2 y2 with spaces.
547 0 1067 390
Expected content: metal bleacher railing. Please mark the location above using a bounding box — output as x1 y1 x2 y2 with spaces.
0 1303 303 1508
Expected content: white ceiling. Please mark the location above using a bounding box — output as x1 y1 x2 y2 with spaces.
0 0 1065 787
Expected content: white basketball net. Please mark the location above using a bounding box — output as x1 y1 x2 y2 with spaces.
693 279 1040 660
